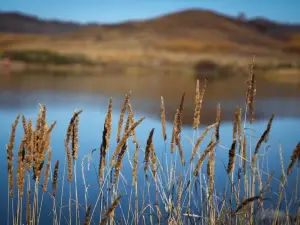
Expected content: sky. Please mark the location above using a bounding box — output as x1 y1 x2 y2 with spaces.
0 0 300 24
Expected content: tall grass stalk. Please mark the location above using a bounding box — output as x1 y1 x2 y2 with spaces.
4 64 300 224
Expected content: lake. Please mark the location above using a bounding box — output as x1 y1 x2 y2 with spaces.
0 71 299 224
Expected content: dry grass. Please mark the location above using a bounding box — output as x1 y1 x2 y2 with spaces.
160 96 167 141
144 128 154 175
284 33 300 54
99 98 113 184
3 67 300 225
2 15 299 70
155 39 240 54
287 142 300 175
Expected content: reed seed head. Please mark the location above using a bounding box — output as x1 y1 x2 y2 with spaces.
52 160 59 197
193 79 200 129
42 149 52 192
117 93 130 143
99 195 122 225
190 123 217 163
287 142 300 175
160 96 167 141
144 128 154 174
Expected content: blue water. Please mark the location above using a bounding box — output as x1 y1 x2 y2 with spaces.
0 91 299 224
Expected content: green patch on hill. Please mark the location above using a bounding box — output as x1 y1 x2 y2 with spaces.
2 49 95 66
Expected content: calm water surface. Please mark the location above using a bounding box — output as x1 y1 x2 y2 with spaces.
0 72 299 224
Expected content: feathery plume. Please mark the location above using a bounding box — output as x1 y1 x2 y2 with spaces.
198 77 207 125
193 79 200 129
113 117 145 183
190 123 217 163
84 204 92 225
194 141 219 176
144 128 155 174
42 149 52 192
7 113 20 197
251 113 274 165
132 141 140 186
160 96 167 141
150 144 157 179
170 109 178 153
52 160 59 197
99 195 122 225
287 142 300 175
227 140 237 174
232 196 262 217
17 136 26 197
117 93 130 143
215 104 221 141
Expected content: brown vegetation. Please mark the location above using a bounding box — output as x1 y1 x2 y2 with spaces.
1 9 300 70
3 59 300 225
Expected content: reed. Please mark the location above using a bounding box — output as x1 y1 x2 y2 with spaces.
7 113 20 198
176 92 185 140
237 108 242 148
232 196 262 217
52 160 59 197
170 109 178 154
128 102 137 143
144 128 154 175
99 98 113 184
207 139 215 224
251 113 275 165
176 174 183 223
150 143 157 179
3 65 300 225
233 106 239 140
72 116 79 160
287 142 300 175
117 93 130 143
175 136 185 166
113 117 145 184
227 140 237 174
26 190 31 225
246 60 256 124
65 110 82 182
25 119 33 170
193 80 200 130
194 141 219 177
17 136 26 198
161 96 167 141
99 195 122 225
42 149 52 192
215 103 221 141
198 77 207 126
22 115 28 137
242 135 247 176
132 141 140 186
190 123 217 163
84 205 92 225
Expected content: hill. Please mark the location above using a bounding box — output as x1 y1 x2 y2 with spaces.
1 9 300 67
248 17 300 40
0 12 88 35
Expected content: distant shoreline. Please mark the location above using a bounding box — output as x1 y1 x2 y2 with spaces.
1 60 103 73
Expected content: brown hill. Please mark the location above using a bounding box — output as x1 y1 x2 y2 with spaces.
248 17 300 40
1 9 300 65
0 12 86 35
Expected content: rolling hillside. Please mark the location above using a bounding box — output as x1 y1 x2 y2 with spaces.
1 9 300 65
0 12 88 34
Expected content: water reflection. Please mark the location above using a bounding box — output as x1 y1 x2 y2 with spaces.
1 70 300 126
0 91 299 224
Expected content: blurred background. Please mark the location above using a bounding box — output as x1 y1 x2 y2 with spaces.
1 2 300 224
0 0 300 123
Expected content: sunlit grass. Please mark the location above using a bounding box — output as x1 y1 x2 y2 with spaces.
4 62 300 225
